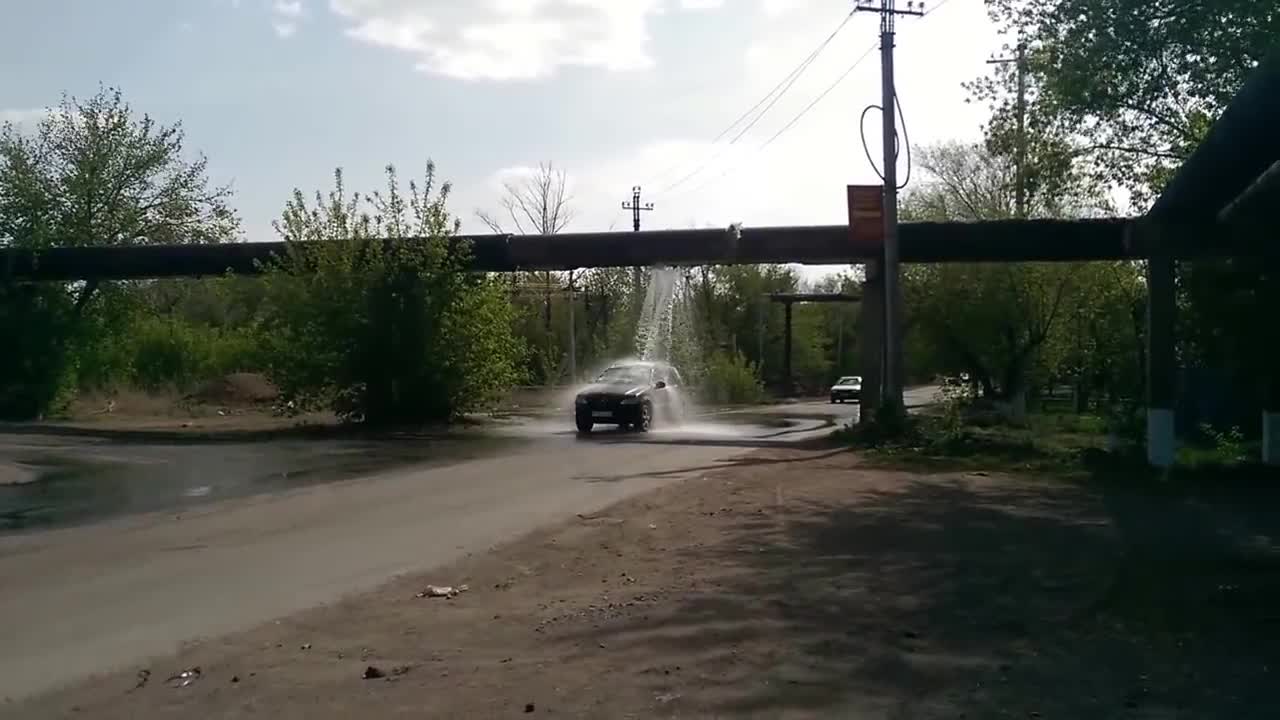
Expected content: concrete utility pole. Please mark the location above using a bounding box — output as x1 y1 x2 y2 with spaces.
855 0 922 418
622 186 655 233
988 41 1029 218
567 271 577 382
622 185 655 296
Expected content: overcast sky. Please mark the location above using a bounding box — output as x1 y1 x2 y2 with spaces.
1 0 1002 251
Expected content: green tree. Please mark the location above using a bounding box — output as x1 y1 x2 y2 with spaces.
900 141 1111 220
976 0 1277 202
901 142 1121 405
697 264 804 388
906 262 1076 401
258 163 521 424
476 162 577 383
0 87 238 418
809 272 861 381
0 87 237 253
1044 261 1146 411
977 0 1280 428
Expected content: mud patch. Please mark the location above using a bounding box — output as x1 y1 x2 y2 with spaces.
0 434 525 533
0 460 37 487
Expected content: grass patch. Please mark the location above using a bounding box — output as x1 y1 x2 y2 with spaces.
841 407 1277 488
838 411 1110 476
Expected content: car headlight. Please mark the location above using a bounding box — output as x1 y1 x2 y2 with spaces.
620 397 641 405
575 396 588 405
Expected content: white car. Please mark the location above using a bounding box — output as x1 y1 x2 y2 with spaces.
829 376 862 403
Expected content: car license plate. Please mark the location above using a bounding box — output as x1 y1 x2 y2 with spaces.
591 411 612 418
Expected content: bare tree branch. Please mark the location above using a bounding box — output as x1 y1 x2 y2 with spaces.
1073 143 1189 162
474 209 505 233
480 162 575 237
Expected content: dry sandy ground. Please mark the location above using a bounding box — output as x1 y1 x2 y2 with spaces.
8 446 1280 719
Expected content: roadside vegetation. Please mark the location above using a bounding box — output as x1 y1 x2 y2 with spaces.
0 0 1274 453
0 88 860 423
862 0 1278 469
845 385 1271 488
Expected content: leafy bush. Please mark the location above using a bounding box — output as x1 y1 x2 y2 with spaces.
0 284 80 419
937 379 977 440
118 316 262 391
1102 404 1145 443
700 351 765 406
0 87 238 418
257 164 522 424
127 316 214 390
1179 423 1251 467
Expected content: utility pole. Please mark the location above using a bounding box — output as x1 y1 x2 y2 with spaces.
836 307 845 372
988 41 1028 218
622 185 655 305
622 185 655 232
567 270 577 382
757 299 766 380
855 0 922 418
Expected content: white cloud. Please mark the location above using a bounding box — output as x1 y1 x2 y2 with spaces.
273 0 304 16
461 0 997 241
271 0 307 38
327 0 724 81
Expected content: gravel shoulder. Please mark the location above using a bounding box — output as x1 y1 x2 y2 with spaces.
10 444 1279 719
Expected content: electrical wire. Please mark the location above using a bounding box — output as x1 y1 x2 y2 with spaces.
858 89 913 189
682 42 879 198
605 207 625 232
924 0 959 16
856 0 962 190
761 43 878 152
645 10 858 198
675 0 954 201
853 0 961 194
643 39 825 187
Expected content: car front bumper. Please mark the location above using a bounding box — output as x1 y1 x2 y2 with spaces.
576 399 645 424
830 389 861 401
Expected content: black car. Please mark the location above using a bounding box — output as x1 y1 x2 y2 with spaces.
574 361 686 433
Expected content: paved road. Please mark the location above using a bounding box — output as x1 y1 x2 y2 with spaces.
0 390 935 701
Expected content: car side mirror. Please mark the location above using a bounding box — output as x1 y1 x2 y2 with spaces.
655 381 667 389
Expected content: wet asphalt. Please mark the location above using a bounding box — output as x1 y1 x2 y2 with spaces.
0 391 936 702
0 403 856 535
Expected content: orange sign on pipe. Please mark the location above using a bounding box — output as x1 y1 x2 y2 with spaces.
847 185 884 252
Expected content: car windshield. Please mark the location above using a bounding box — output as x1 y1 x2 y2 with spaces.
597 366 652 384
837 376 861 385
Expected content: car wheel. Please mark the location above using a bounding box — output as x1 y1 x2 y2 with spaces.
575 416 593 434
830 396 838 404
636 402 653 432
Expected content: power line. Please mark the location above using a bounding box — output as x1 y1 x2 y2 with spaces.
682 42 879 198
854 0 925 420
988 41 1028 217
762 43 878 151
645 10 859 198
679 0 957 202
643 11 856 190
923 0 959 15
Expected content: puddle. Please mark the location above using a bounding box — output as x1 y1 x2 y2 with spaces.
0 434 523 534
0 402 863 534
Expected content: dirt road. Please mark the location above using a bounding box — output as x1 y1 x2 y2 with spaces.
11 409 1277 719
0 395 939 702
